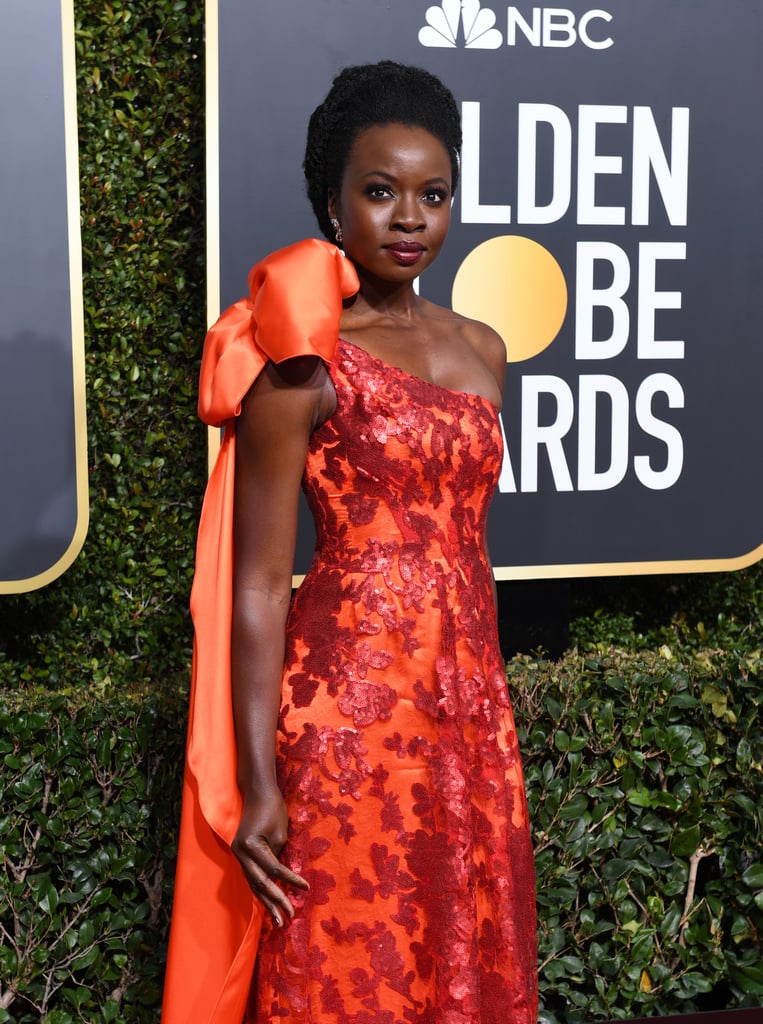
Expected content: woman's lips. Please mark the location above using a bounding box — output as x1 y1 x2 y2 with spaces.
386 242 425 265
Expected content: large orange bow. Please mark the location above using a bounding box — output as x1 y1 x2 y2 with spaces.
162 239 358 1024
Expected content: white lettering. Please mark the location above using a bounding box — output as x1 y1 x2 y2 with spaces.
506 8 614 49
575 241 631 359
461 101 512 224
637 242 685 359
632 106 690 226
521 376 575 492
634 374 684 489
543 8 576 47
497 412 518 493
509 372 685 493
517 103 572 224
578 10 613 49
577 375 629 490
577 105 628 225
507 7 541 46
460 102 689 228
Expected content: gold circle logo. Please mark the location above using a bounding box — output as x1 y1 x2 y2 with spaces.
452 235 568 362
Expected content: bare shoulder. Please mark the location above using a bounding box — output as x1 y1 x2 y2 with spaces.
461 316 506 370
453 313 507 390
421 297 505 359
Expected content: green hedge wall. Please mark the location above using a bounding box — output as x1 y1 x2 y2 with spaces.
517 645 763 1021
0 1 761 1021
2 641 761 1022
0 690 185 1022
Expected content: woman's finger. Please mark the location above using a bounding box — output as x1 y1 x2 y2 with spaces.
237 840 309 922
245 861 294 922
271 861 310 891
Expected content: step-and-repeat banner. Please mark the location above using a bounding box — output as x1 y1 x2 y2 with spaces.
0 0 87 594
208 0 762 580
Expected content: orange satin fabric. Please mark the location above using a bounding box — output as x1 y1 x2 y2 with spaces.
161 239 359 1024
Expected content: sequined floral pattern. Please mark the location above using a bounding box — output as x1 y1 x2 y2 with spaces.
249 340 537 1024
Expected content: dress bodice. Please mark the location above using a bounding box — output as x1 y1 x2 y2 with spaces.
303 338 503 578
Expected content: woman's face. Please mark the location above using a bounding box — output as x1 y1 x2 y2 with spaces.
328 122 453 284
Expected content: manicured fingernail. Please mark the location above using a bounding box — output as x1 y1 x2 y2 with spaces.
273 911 282 927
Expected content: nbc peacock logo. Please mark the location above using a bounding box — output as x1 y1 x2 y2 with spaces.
419 0 503 49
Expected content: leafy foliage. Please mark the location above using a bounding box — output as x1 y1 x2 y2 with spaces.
2 646 760 1022
569 565 763 657
0 0 761 1021
0 689 185 1023
510 644 763 1021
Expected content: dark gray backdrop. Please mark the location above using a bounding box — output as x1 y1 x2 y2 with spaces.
213 1 762 578
0 0 86 591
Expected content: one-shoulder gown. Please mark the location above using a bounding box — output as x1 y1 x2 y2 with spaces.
248 338 537 1023
161 241 537 1024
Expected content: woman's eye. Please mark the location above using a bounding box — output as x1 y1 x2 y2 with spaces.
424 189 447 204
366 184 391 199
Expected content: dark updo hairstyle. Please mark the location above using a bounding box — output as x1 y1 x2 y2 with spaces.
304 60 462 241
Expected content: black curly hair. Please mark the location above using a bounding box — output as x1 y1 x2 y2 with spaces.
304 61 462 241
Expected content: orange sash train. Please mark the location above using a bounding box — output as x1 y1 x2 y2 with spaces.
161 239 359 1024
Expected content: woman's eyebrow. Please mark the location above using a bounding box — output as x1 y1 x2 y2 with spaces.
360 170 450 187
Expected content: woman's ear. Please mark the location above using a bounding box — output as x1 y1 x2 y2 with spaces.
327 188 337 223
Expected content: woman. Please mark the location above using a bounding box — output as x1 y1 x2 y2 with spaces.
163 61 536 1024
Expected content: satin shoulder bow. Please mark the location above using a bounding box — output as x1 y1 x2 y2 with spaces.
198 237 359 426
161 239 358 1024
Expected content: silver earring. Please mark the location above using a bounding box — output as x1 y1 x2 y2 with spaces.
331 218 343 245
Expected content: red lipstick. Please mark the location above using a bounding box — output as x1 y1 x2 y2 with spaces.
386 241 424 265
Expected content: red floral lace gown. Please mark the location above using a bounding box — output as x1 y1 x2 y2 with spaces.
249 338 537 1024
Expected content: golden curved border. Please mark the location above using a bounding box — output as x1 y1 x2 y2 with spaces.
205 0 222 478
0 0 89 594
492 541 763 582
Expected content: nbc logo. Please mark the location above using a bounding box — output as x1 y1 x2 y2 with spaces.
419 0 503 49
419 2 614 50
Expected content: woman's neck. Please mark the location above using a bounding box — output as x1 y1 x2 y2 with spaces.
347 271 422 323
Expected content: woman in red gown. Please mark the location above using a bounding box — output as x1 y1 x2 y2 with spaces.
163 61 537 1024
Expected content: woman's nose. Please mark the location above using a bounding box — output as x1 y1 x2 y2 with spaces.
391 196 424 231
